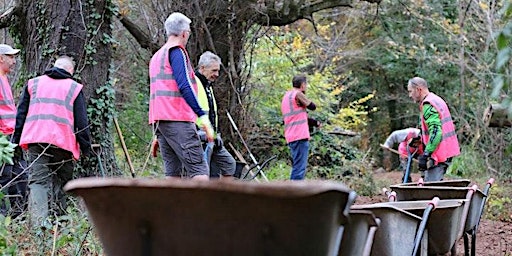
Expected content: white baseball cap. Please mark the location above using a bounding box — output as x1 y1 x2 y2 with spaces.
0 44 20 55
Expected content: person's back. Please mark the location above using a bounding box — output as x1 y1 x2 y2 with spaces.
13 55 91 226
148 12 213 180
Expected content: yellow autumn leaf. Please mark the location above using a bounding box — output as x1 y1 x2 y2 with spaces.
479 2 489 10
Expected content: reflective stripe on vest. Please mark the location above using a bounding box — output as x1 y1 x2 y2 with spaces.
281 89 309 143
19 76 82 159
421 93 460 164
148 43 198 124
0 75 16 135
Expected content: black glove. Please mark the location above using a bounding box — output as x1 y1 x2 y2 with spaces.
14 146 24 160
214 134 223 149
418 152 431 170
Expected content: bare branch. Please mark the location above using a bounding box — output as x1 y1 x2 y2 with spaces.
117 15 160 54
0 4 19 29
252 0 380 26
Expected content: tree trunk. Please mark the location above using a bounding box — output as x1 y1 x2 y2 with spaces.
14 0 121 176
483 103 512 128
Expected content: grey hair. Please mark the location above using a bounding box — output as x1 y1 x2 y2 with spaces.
54 56 75 73
164 12 191 37
408 77 428 88
198 51 221 68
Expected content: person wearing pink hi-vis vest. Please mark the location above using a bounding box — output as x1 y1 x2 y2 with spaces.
0 44 28 217
148 12 214 180
281 75 321 180
407 77 460 181
13 56 91 227
382 127 423 182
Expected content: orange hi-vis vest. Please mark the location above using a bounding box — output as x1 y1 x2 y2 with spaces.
421 93 460 164
148 43 198 124
0 75 16 135
20 75 83 159
281 89 310 143
398 128 423 158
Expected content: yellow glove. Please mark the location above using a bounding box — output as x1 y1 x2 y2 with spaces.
198 115 214 142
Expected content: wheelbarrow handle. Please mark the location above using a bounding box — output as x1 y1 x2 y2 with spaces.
382 188 396 201
412 197 440 256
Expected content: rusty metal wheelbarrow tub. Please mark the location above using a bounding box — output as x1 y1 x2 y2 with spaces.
64 177 357 256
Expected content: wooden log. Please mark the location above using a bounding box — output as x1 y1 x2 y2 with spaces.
483 103 512 128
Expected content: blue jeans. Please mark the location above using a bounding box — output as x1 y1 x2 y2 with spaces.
289 140 309 180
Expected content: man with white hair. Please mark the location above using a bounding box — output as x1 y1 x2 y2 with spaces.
0 43 28 217
149 12 213 180
195 51 236 179
407 77 460 181
13 55 91 226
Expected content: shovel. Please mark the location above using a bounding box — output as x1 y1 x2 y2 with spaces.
403 144 418 183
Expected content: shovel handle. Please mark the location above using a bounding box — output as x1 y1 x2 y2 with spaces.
487 178 495 185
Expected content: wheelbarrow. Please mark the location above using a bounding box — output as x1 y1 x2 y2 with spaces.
396 179 471 187
390 178 495 256
351 198 442 256
64 178 356 256
371 199 467 255
234 155 277 181
339 210 380 256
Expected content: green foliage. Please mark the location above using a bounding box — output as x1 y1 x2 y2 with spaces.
492 1 512 115
448 146 488 177
246 25 374 179
0 201 103 255
485 182 512 222
0 135 16 166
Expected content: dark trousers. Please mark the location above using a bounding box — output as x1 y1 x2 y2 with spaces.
0 158 29 217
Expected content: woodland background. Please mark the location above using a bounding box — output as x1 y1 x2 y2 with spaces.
0 0 511 254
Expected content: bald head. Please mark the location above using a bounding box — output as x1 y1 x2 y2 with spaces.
54 56 75 75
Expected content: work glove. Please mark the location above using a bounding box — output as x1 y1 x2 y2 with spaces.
198 115 214 142
214 133 224 149
151 138 159 157
14 145 24 161
418 152 431 170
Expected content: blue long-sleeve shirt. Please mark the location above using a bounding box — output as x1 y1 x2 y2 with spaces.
169 47 204 117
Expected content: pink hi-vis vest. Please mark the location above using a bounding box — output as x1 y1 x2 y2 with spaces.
20 76 83 159
0 75 16 135
421 93 460 164
398 129 423 158
281 89 309 143
148 43 198 124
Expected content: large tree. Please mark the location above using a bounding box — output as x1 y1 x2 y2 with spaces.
0 0 380 175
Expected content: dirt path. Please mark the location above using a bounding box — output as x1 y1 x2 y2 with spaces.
356 170 512 255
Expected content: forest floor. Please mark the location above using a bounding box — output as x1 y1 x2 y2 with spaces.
355 170 512 256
